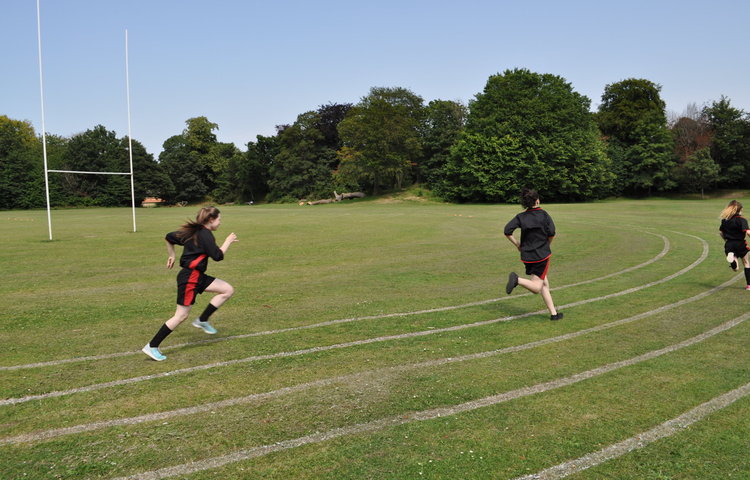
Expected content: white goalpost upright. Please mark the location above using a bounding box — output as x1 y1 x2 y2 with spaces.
125 29 137 234
36 0 137 240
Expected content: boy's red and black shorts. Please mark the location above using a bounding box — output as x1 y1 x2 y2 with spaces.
176 268 216 306
523 257 551 280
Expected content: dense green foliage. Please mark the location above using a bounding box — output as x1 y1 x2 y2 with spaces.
702 96 750 185
0 116 43 209
2 70 750 209
338 87 425 194
266 104 351 202
438 69 613 202
596 79 676 195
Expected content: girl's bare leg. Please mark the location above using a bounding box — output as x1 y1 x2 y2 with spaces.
204 278 235 308
165 304 192 330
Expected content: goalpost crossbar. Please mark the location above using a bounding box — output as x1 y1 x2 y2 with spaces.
47 170 133 175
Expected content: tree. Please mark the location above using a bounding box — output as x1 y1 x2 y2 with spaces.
421 100 466 186
122 137 174 203
670 106 712 164
619 122 677 195
702 96 750 186
159 134 207 204
268 111 338 201
159 117 233 203
596 78 675 194
260 103 352 202
315 102 352 150
676 147 719 199
0 116 42 209
61 125 125 206
213 134 275 204
337 87 425 194
438 68 613 202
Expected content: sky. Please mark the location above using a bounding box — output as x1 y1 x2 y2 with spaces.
2 0 749 157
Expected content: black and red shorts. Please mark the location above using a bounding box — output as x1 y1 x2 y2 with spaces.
724 240 749 259
523 257 551 280
176 268 215 306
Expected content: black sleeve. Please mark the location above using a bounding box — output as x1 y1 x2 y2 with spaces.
165 231 184 245
199 229 224 262
503 215 520 236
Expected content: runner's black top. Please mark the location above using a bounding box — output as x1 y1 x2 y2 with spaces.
165 228 224 272
504 207 556 263
720 215 749 241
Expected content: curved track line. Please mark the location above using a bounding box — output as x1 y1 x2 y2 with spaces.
0 233 707 407
107 311 750 480
2 272 740 446
513 383 750 479
0 233 670 371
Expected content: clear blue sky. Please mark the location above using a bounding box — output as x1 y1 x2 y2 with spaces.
3 0 749 157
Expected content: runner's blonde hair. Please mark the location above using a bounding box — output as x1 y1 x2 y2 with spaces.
720 200 743 220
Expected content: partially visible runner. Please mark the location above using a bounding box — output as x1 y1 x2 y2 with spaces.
504 188 563 321
143 206 238 361
719 199 750 290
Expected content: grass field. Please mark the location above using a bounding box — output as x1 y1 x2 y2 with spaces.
1 197 749 479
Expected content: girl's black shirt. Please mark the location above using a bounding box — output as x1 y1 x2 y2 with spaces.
165 227 224 272
504 208 556 263
720 215 749 241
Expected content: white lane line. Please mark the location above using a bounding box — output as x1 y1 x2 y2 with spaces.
0 233 707 407
2 272 740 446
0 233 669 372
512 385 750 480
108 311 750 480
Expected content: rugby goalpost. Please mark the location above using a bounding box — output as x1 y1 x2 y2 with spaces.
36 0 137 240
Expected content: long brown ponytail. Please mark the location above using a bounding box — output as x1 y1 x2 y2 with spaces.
177 206 221 244
720 200 743 220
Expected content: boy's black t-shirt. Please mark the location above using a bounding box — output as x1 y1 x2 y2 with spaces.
504 208 556 263
165 227 224 272
719 215 749 241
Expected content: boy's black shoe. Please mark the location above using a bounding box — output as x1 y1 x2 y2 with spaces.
550 312 564 321
506 272 519 294
730 260 739 271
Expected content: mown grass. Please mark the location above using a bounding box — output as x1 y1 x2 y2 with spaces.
1 197 748 479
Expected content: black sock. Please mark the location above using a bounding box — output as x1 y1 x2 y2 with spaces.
149 324 173 348
745 268 750 285
199 303 218 323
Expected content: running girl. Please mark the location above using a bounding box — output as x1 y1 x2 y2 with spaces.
143 206 238 361
503 188 563 321
719 199 750 289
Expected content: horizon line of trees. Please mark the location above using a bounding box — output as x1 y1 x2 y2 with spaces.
2 68 750 210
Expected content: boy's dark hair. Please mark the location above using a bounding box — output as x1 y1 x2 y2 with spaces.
520 188 539 209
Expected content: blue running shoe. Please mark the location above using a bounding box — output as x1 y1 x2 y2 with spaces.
142 344 166 361
192 318 217 334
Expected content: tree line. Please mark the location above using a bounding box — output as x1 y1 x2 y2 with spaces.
2 68 750 209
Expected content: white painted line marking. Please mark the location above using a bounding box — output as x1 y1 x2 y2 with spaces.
0 233 669 371
513 384 750 479
2 272 739 445
108 311 750 480
0 233 707 406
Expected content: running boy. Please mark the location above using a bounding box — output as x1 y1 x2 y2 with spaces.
719 199 750 289
503 188 563 320
142 206 238 361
